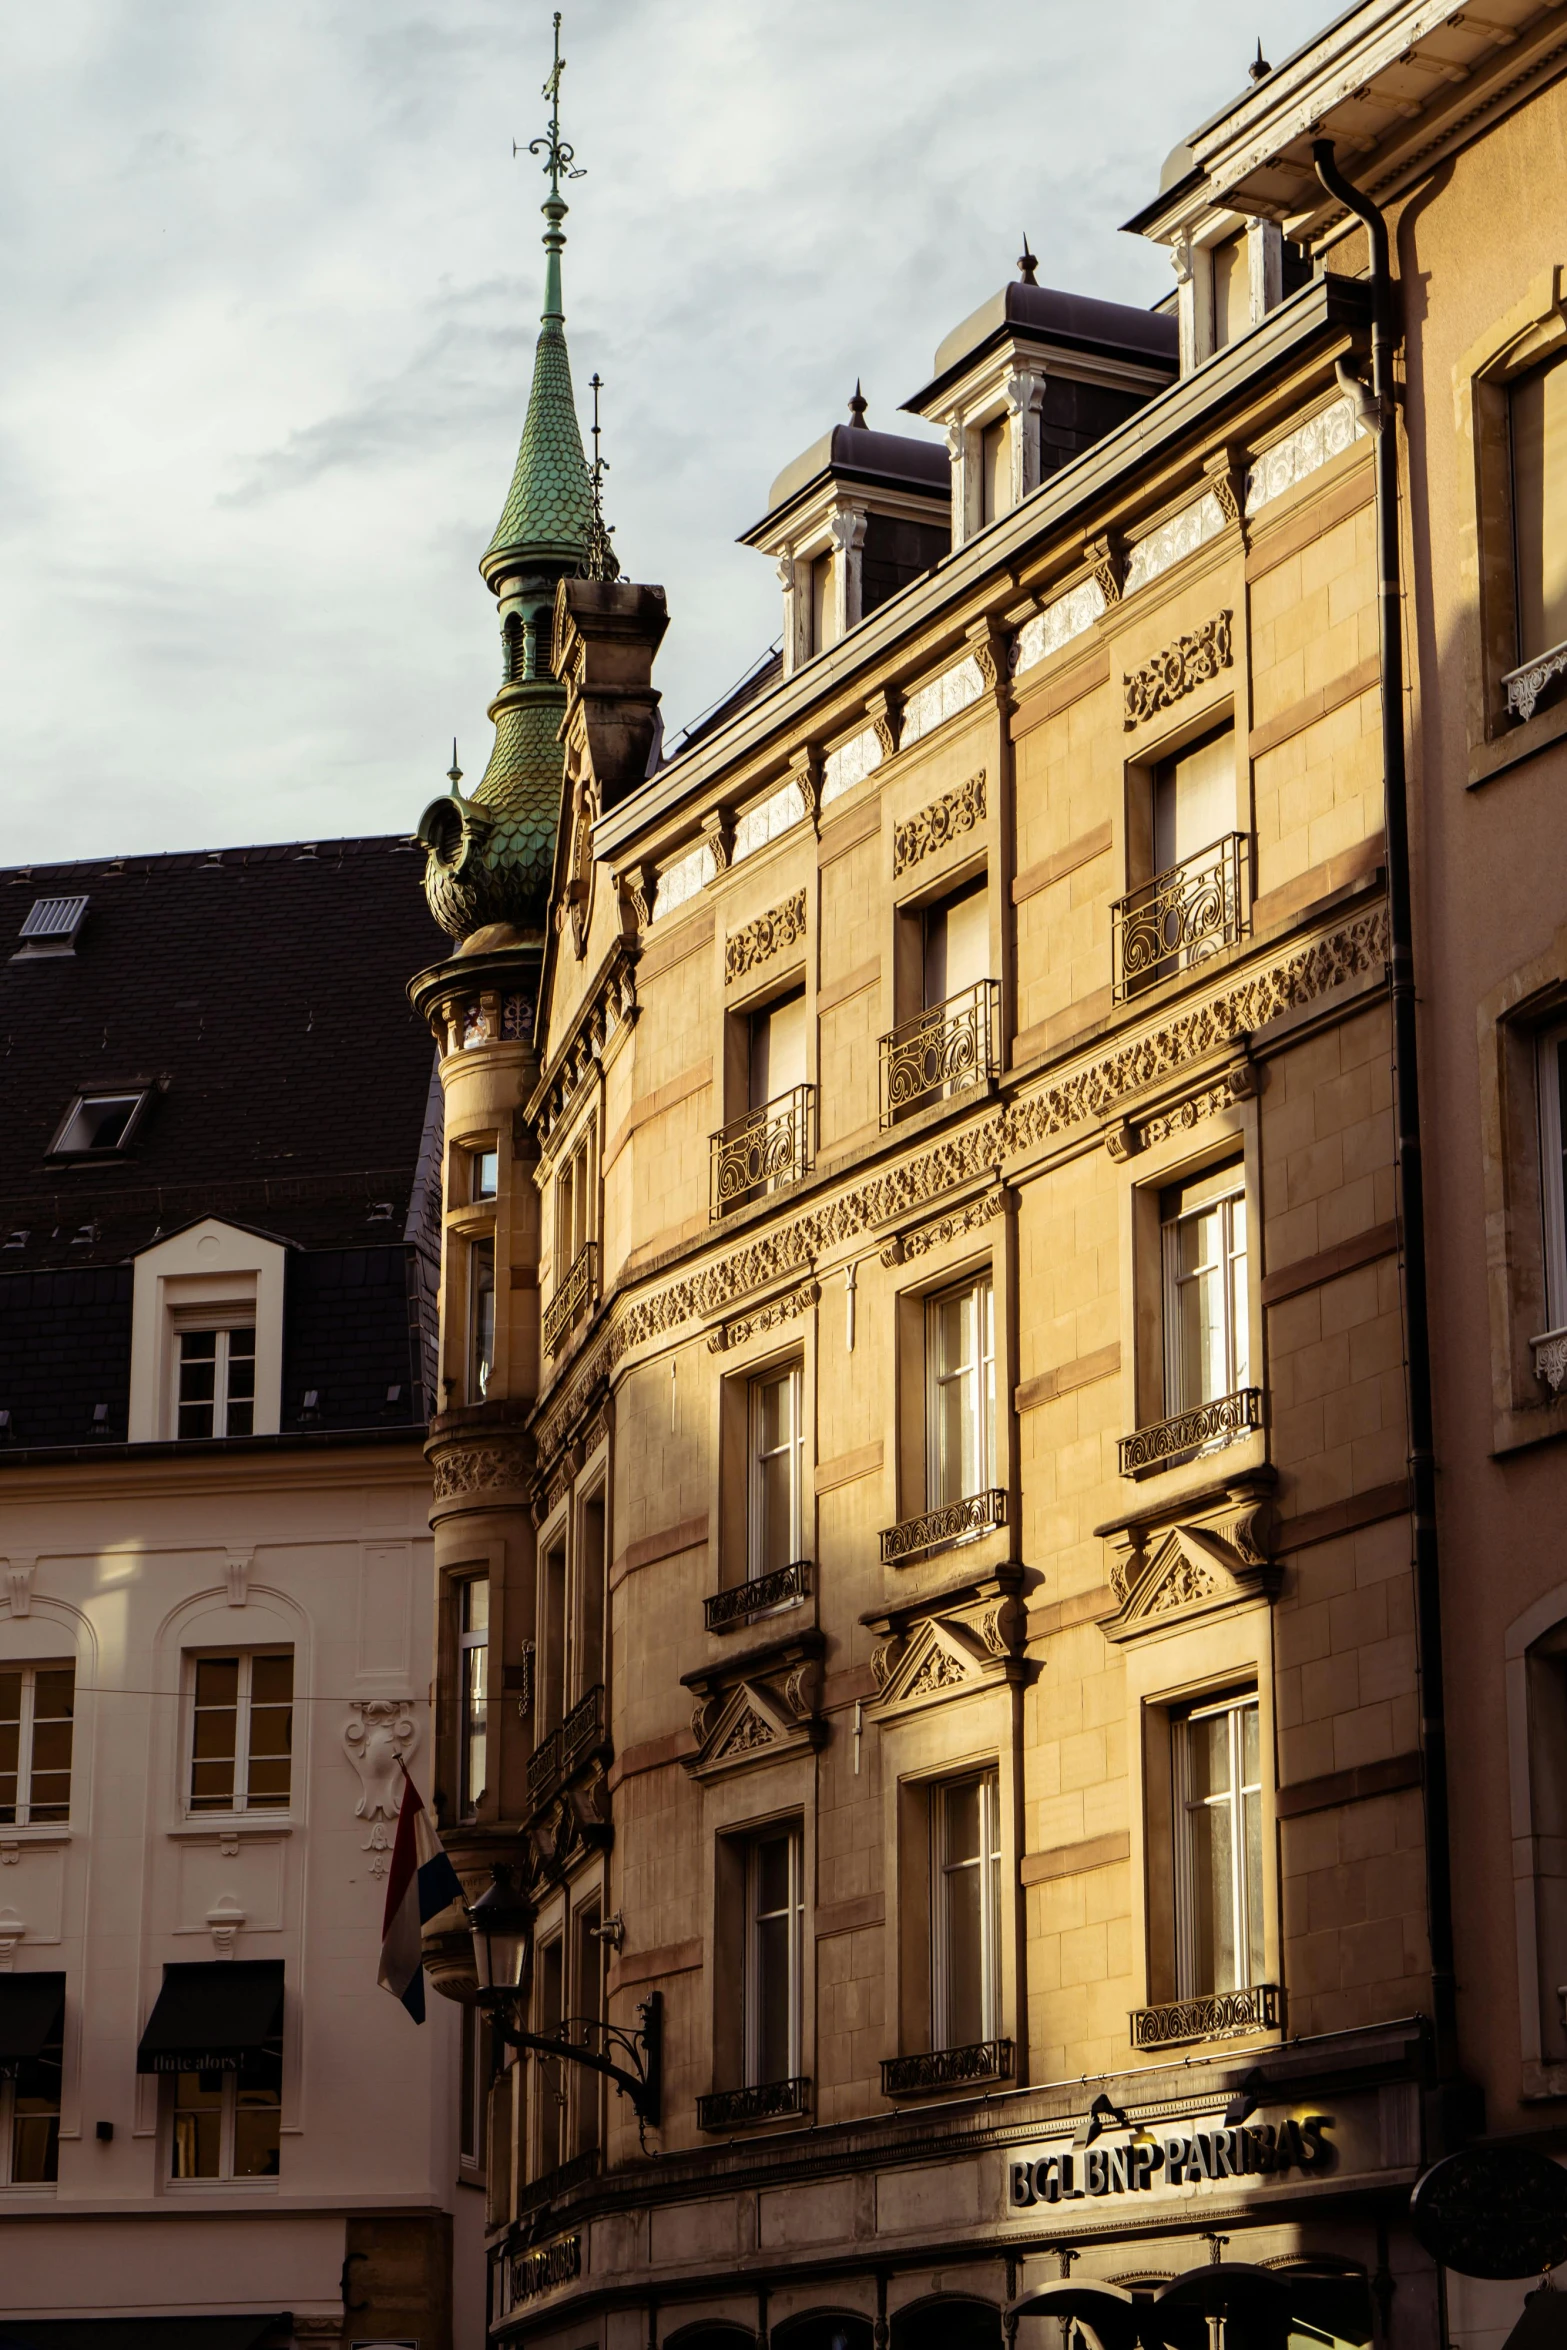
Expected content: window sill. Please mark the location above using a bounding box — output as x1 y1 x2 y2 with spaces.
162 2176 281 2198
0 1825 71 1849
1468 685 1567 791
167 1817 294 1840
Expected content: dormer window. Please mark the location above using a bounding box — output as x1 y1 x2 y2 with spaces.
176 1327 256 1441
51 1091 147 1156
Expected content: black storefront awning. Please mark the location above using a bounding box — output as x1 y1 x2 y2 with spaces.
0 2321 287 2350
135 1960 284 2076
0 1973 64 2079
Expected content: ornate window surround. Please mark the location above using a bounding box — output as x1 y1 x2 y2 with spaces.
1476 928 1567 1453
1454 265 1567 785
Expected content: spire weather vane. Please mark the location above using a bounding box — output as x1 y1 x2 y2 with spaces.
516 12 586 194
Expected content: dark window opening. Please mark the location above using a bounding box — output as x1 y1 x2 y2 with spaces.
862 515 950 619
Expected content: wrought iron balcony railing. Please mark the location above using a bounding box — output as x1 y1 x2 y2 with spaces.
704 1559 811 1633
696 2076 811 2131
515 2145 600 2218
881 2039 1013 2097
1130 1983 1281 2051
527 1680 608 1811
542 1240 597 1359
1118 1387 1263 1478
1112 833 1248 1002
710 1084 815 1220
880 1488 1006 1566
880 980 999 1127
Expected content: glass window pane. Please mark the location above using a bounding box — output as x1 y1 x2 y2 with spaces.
1189 1798 1234 1993
1241 1702 1260 1787
172 2074 224 2177
944 1856 984 2047
470 1239 496 1403
758 1451 792 1573
1513 354 1567 663
1244 1785 1266 1986
757 1373 788 1456
1187 1714 1230 1800
0 1672 20 1825
11 2108 60 2184
249 1655 292 1709
755 1911 791 2083
233 2084 283 2177
463 1578 489 1635
943 1781 981 1866
755 1833 791 1917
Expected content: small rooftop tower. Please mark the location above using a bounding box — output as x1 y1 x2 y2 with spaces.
902 247 1178 549
740 386 951 677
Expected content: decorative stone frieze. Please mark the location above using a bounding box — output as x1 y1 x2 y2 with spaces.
431 1440 531 1501
892 772 987 878
1245 394 1360 516
1104 1055 1261 1160
724 891 808 988
880 1184 1007 1267
706 1277 818 1354
1124 611 1233 730
1122 492 1227 598
1012 576 1106 678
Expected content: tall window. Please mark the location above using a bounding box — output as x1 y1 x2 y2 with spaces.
572 1901 604 2156
534 1932 565 2178
744 1824 803 2088
749 1364 803 1578
459 2002 492 2175
1152 725 1235 880
749 991 807 1113
458 1578 488 1818
1174 1695 1264 1998
470 1145 499 1203
171 2049 281 2180
556 1127 593 1273
1162 1168 1249 1414
176 1327 255 1440
980 416 1010 525
926 1276 996 1507
933 1772 1001 2050
0 1665 74 1824
575 1489 607 1706
1539 1022 1567 1331
1512 351 1567 666
537 1536 567 1736
1 2018 62 2186
923 880 989 1013
809 550 834 656
188 1652 293 1814
469 1237 496 1402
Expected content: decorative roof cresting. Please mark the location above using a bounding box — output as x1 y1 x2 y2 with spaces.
417 11 594 943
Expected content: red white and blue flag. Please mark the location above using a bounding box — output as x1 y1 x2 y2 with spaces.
378 1767 464 2024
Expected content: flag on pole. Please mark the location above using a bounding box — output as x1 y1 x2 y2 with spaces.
378 1766 464 2024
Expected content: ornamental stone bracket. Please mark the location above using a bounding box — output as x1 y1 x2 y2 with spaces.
892 771 987 879
1095 1469 1278 1645
681 1629 826 1782
861 1565 1032 1723
1103 1049 1261 1161
1124 610 1233 731
343 1700 418 1877
2 1555 37 1617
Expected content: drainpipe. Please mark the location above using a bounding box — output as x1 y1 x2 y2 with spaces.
1311 140 1459 2085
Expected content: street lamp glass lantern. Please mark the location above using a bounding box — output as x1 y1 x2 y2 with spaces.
469 1863 530 1994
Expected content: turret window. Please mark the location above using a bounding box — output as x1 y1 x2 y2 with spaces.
469 1238 496 1402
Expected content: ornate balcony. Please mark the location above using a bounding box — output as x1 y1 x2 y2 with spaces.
1130 1983 1281 2051
1505 639 1567 725
696 2076 811 2131
527 1680 608 1812
542 1241 597 1359
879 980 999 1126
1118 1387 1263 1478
880 1488 1006 1566
710 1085 815 1220
704 1559 811 1633
1112 834 1248 1001
881 2039 1013 2097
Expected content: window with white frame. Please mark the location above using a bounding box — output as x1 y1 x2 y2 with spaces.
933 1772 1001 2051
170 2048 282 2180
926 1276 996 1508
175 1325 256 1440
469 1144 499 1203
749 1363 803 1579
1174 1694 1264 1998
51 1091 147 1155
744 1823 803 2088
457 1577 488 1819
1538 1021 1567 1332
1161 1166 1249 1415
0 1665 74 1824
0 2000 62 2186
469 1236 496 1403
188 1652 293 1814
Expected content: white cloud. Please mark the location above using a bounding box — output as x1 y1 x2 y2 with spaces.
0 0 1334 863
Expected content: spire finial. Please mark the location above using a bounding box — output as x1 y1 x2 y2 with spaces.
447 739 462 789
582 371 620 582
1248 38 1271 80
1018 235 1039 286
524 12 584 200
847 379 868 429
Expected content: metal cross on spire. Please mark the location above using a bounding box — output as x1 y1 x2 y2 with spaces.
526 11 585 197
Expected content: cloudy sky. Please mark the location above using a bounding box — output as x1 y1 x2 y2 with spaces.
3 0 1334 868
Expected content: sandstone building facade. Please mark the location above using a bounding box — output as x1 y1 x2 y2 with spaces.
410 5 1567 2344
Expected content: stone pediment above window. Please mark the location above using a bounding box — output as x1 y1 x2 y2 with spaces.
862 1566 1030 1722
681 1630 825 1782
1096 1470 1277 1644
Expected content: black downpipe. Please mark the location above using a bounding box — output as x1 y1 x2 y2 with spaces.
1311 141 1458 2080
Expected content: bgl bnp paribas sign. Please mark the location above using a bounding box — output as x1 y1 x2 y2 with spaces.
1009 2113 1335 2209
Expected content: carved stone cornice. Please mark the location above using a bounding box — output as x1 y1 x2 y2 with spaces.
1097 1469 1279 1643
533 1332 613 1482
724 891 808 989
880 1184 1007 1267
1124 610 1233 731
530 938 638 1139
861 1567 1030 1721
1104 1052 1261 1160
429 1428 534 1505
681 1628 826 1781
892 771 987 879
706 1277 818 1355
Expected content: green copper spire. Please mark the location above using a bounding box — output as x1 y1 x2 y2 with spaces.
418 13 597 943
483 11 592 574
